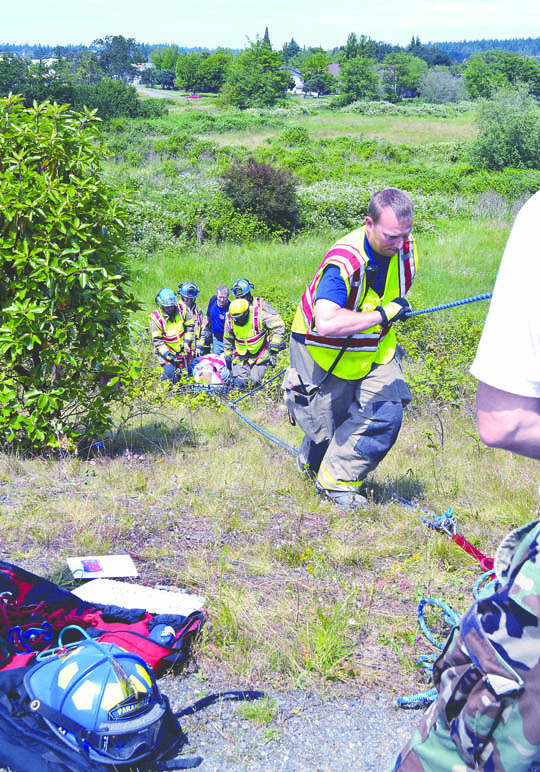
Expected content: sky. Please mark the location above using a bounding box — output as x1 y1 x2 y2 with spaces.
3 0 540 50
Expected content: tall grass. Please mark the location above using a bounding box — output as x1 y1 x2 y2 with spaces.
131 222 508 326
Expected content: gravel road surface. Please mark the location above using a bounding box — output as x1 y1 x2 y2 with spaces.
161 674 422 772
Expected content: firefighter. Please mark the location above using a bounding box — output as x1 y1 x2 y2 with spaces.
149 288 186 384
177 281 204 364
224 280 285 388
283 187 417 510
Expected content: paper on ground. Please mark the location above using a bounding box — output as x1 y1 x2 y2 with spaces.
72 578 205 616
67 554 138 579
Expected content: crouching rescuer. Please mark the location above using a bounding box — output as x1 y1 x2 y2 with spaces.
149 288 186 384
283 188 417 510
223 278 285 388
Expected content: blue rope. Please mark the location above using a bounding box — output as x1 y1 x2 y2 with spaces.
173 376 298 455
417 598 460 650
398 598 460 709
232 368 286 404
392 495 457 535
473 570 499 599
405 292 492 318
397 688 438 708
223 400 298 456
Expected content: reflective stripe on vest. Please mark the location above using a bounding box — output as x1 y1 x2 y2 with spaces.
291 226 417 379
227 298 266 357
150 309 185 352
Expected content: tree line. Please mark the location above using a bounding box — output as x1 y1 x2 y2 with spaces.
2 31 540 117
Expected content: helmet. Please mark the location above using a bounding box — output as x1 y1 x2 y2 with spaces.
155 288 177 309
229 298 250 326
23 639 166 765
231 279 254 299
192 354 230 384
177 281 199 300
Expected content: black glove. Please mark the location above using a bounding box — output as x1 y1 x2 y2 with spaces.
376 298 411 326
164 351 177 364
204 329 212 345
225 356 233 372
195 345 204 357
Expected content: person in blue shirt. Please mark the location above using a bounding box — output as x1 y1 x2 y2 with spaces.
204 285 230 354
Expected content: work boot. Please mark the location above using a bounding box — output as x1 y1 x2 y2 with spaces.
316 485 368 511
296 455 317 481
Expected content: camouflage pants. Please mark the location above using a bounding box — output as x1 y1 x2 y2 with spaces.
391 527 540 772
283 337 411 492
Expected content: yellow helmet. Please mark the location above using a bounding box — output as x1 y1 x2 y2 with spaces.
229 298 250 325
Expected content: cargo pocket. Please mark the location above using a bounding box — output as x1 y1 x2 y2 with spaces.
282 365 333 443
435 624 524 769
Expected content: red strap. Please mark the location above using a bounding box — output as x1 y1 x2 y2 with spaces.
452 533 494 571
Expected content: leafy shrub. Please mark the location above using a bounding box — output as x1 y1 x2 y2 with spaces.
0 96 138 449
280 126 310 145
74 78 168 120
468 87 540 171
340 99 475 117
418 71 465 104
399 313 483 406
220 158 299 239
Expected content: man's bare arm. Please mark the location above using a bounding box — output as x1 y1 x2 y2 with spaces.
314 299 384 337
476 381 540 460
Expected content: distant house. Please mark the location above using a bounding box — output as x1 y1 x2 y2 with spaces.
31 57 58 67
281 66 304 94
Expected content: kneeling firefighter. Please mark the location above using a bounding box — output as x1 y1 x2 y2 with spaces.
177 281 205 363
223 281 285 388
149 288 187 384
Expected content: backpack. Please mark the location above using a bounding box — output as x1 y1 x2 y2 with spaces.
0 560 206 770
0 561 262 772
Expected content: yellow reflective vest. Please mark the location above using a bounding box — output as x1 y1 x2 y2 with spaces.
291 225 418 379
149 308 185 363
224 297 285 364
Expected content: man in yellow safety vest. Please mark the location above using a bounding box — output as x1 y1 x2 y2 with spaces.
283 187 418 510
223 278 285 388
149 288 186 384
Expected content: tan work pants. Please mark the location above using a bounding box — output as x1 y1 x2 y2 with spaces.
283 338 411 493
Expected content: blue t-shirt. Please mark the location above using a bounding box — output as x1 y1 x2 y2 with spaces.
315 265 348 306
206 296 230 341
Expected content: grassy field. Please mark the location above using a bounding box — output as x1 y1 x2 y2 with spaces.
205 114 477 148
130 220 509 325
3 95 538 699
2 389 538 695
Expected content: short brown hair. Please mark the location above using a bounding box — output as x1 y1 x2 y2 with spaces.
368 188 414 223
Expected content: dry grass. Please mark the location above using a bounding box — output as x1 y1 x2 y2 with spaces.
1 392 538 699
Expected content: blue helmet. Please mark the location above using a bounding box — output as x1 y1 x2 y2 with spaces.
155 288 177 309
23 638 166 765
231 278 254 299
177 281 199 300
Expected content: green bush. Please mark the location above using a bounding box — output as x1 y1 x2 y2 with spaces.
221 158 299 239
468 87 540 171
74 78 168 120
280 126 311 145
399 313 483 406
0 96 138 449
